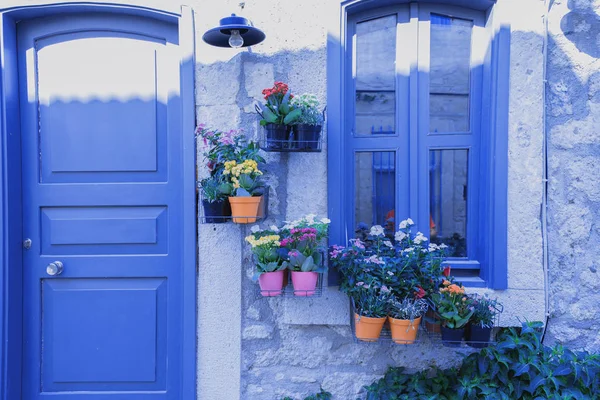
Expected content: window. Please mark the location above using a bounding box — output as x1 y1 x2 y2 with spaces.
328 2 509 289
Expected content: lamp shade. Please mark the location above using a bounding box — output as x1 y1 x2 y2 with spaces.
202 14 266 48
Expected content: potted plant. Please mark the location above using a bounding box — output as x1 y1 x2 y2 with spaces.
432 281 474 347
466 294 501 348
290 93 324 151
352 288 390 342
196 125 265 223
219 159 266 224
283 227 326 296
246 229 288 297
199 175 231 223
255 81 301 150
387 296 428 344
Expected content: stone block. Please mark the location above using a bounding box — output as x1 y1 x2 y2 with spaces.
195 58 241 106
243 62 274 101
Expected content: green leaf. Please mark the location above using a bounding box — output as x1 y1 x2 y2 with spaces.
528 375 546 394
301 255 315 272
513 363 530 377
283 108 302 124
262 107 278 123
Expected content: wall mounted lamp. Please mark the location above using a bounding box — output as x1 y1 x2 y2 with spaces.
202 14 266 48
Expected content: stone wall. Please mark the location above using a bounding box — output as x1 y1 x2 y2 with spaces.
546 0 600 353
194 1 549 398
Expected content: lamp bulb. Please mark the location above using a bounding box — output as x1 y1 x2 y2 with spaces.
228 29 244 48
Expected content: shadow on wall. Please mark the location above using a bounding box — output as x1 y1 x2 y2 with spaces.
561 0 600 58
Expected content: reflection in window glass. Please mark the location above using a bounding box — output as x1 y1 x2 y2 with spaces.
429 14 473 133
429 149 468 257
355 15 396 136
355 152 396 236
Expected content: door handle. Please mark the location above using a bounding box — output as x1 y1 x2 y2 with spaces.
46 261 64 276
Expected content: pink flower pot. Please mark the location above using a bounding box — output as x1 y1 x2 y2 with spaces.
258 270 284 297
291 271 318 296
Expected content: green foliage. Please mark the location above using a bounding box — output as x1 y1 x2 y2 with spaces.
362 321 600 399
282 388 332 400
199 175 226 203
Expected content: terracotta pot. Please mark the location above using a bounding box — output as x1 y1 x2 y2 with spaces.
441 326 465 347
290 271 318 296
389 316 422 344
258 270 284 297
354 313 386 342
425 309 441 334
228 196 262 224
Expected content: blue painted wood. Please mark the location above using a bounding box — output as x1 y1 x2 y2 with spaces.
0 13 23 400
178 5 198 398
488 25 510 290
12 10 193 399
328 0 508 288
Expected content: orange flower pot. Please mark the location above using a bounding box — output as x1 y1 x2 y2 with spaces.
389 316 422 344
228 196 262 224
354 313 386 342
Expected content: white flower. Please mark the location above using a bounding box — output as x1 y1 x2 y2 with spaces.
439 243 448 249
395 231 407 242
406 218 414 225
305 214 316 224
428 243 440 252
413 232 428 245
370 225 385 237
383 240 394 249
320 218 331 224
250 225 260 233
270 225 279 232
402 247 415 254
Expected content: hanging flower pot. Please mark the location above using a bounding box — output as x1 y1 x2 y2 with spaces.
466 324 492 348
290 271 318 296
202 199 231 223
293 124 321 151
229 196 262 224
389 316 422 344
264 123 291 150
425 309 442 334
440 326 465 347
354 313 386 342
258 270 285 297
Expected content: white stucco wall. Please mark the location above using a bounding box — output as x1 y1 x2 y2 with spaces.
189 0 549 398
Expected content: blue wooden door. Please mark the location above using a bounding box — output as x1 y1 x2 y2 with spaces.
18 13 187 399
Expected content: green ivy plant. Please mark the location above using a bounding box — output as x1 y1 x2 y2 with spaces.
282 388 332 400
363 321 600 399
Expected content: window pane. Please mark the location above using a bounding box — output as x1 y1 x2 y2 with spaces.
355 152 395 235
429 149 468 257
429 14 472 133
355 15 396 136
430 94 469 133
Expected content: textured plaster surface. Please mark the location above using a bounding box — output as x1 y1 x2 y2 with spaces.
191 0 551 398
545 0 600 353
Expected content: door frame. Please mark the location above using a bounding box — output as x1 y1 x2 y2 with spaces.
0 3 197 399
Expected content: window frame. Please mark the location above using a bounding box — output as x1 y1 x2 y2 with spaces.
327 0 509 289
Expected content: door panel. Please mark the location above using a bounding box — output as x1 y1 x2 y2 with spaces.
19 14 183 399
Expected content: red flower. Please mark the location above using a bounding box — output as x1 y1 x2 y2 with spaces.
443 266 451 278
415 287 426 299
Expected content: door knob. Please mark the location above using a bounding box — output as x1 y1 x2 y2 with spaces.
46 261 64 276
